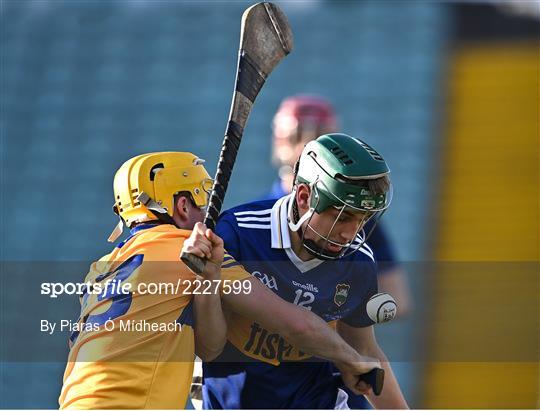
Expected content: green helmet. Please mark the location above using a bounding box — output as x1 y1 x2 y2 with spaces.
290 133 392 259
295 133 391 213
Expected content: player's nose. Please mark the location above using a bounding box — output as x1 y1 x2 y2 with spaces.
339 220 360 242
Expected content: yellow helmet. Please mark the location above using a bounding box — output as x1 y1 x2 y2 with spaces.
108 152 212 241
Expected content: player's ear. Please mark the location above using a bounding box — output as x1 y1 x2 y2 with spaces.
296 184 311 211
174 195 190 225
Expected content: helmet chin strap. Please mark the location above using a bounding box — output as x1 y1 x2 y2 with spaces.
107 218 124 243
108 192 179 243
288 183 336 260
287 186 335 260
137 192 178 226
287 187 315 232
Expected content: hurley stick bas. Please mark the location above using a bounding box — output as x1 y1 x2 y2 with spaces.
181 2 293 273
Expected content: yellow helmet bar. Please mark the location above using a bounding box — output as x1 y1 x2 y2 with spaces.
110 152 212 237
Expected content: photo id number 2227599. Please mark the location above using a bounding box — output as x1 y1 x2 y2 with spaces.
182 279 251 295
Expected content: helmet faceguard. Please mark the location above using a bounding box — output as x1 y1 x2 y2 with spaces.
108 152 213 242
289 133 392 260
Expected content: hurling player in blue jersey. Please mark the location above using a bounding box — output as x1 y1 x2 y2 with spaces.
203 133 408 409
269 95 411 318
265 95 412 409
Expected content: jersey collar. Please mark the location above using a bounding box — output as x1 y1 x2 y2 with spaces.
271 194 292 249
271 194 324 273
129 223 160 235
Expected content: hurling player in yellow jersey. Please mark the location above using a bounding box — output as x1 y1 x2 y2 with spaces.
59 152 382 410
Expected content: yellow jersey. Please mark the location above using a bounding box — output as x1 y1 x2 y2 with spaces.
59 223 248 409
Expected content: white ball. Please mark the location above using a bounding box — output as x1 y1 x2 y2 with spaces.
366 293 397 324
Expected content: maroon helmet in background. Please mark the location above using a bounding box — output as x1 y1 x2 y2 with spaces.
272 95 339 176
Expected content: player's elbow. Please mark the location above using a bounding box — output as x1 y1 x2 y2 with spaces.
195 345 224 362
195 337 225 362
198 350 222 362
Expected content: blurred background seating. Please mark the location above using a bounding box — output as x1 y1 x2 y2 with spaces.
1 1 538 408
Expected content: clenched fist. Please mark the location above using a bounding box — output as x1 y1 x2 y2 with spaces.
336 356 382 396
181 222 224 280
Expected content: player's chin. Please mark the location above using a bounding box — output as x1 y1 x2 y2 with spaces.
324 243 344 254
315 244 344 259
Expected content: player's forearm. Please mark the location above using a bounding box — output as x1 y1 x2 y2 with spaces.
364 348 408 409
223 278 368 367
285 310 370 367
194 291 227 361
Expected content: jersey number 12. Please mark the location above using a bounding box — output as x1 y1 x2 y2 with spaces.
293 289 314 310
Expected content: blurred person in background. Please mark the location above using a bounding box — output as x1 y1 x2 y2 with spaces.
266 95 412 408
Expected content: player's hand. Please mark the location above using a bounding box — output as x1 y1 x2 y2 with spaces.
336 356 381 396
182 222 224 280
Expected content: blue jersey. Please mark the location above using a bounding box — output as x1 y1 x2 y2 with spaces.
203 195 379 409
